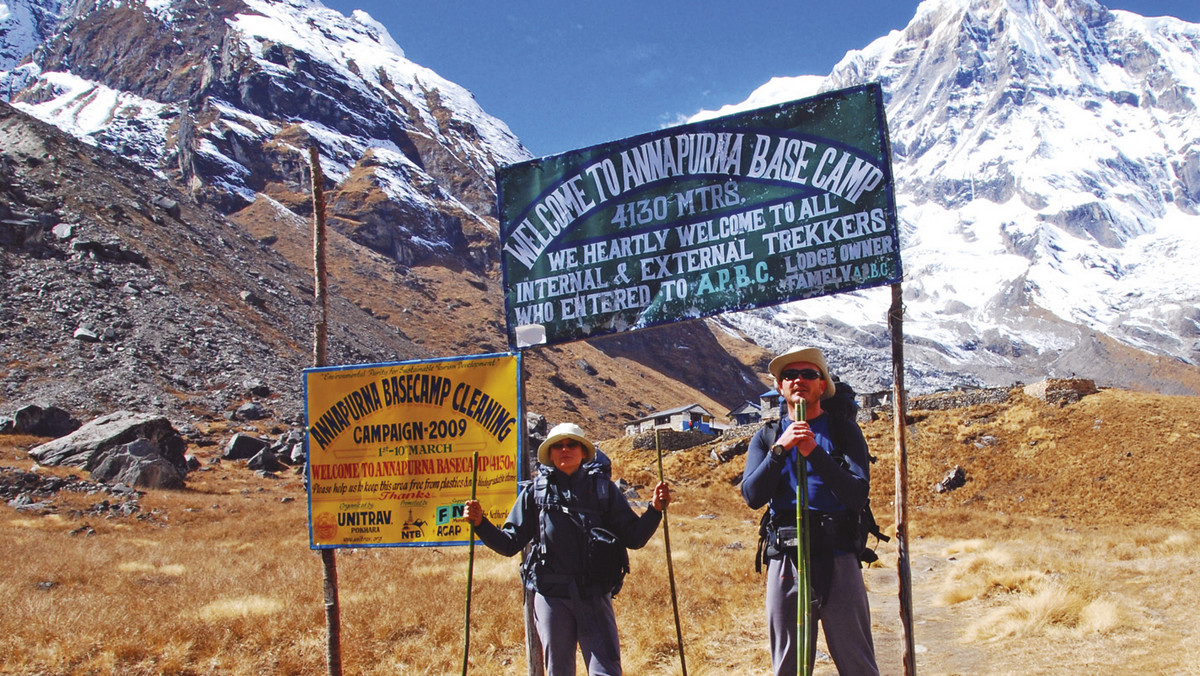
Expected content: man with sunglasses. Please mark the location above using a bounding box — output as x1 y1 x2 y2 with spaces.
742 345 879 675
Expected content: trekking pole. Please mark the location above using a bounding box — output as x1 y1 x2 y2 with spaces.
462 450 480 676
797 400 814 676
654 430 687 676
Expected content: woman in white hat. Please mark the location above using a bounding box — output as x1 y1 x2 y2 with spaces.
465 422 671 676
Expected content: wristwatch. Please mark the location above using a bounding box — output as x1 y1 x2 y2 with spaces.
771 444 787 457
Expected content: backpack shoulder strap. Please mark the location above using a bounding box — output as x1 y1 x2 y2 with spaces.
532 473 550 505
531 474 552 554
762 418 781 439
589 466 611 505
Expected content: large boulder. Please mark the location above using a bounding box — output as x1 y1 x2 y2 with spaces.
224 433 269 460
247 449 288 473
2 404 81 437
28 411 188 477
90 438 186 490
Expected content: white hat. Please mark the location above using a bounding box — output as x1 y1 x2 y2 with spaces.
768 345 836 400
537 422 597 466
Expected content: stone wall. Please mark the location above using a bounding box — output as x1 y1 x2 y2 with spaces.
1022 378 1098 405
907 387 1013 411
630 429 717 452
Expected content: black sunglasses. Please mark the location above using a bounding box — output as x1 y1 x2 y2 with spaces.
779 368 822 382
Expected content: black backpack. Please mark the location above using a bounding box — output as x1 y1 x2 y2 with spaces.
756 401 889 568
523 454 631 596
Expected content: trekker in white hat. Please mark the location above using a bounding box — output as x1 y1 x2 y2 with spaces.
743 345 879 676
465 422 672 675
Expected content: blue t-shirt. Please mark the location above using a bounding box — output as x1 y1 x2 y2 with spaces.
773 414 846 514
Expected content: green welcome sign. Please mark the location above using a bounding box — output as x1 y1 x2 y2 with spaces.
498 83 901 349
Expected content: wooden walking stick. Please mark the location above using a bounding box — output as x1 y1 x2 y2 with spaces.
797 399 814 676
462 450 481 675
654 430 687 676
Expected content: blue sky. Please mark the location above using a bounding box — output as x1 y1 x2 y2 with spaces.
322 1 1200 159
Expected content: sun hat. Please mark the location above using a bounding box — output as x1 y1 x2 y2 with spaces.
537 422 597 466
767 345 837 400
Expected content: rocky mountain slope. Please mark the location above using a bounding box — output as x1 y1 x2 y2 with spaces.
0 101 429 422
0 0 778 435
11 0 524 269
0 100 771 435
698 0 1200 396
3 0 1199 443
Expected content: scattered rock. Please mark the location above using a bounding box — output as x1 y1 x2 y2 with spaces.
934 466 967 493
974 435 998 448
0 466 142 515
224 433 269 460
235 401 270 420
51 222 74 240
151 195 181 219
72 325 100 342
286 443 306 465
7 493 56 512
711 437 749 463
247 448 287 473
239 290 265 308
242 378 271 397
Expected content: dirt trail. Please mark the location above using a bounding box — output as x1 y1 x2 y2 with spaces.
610 386 1200 675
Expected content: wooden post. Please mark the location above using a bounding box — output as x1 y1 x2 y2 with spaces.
310 145 342 676
311 145 328 367
320 550 342 676
654 430 687 676
520 361 544 676
523 582 543 676
889 282 916 674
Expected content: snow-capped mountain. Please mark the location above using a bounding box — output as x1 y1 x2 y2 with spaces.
0 0 59 71
3 0 1198 397
698 0 1200 394
2 0 530 269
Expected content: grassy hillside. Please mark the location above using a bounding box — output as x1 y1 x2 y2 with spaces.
1 387 1197 674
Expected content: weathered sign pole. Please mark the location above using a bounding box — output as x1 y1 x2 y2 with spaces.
309 145 343 676
522 359 545 676
889 282 916 674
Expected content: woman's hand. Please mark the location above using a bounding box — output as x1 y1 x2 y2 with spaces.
652 481 673 512
464 499 483 527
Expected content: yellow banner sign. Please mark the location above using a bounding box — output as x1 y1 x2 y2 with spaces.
303 354 522 548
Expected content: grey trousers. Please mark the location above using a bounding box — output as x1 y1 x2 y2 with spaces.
533 591 622 676
766 551 879 676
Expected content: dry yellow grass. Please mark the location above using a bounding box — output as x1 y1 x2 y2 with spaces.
2 388 1199 674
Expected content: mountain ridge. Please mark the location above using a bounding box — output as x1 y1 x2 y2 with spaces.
699 0 1200 395
2 0 1198 440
